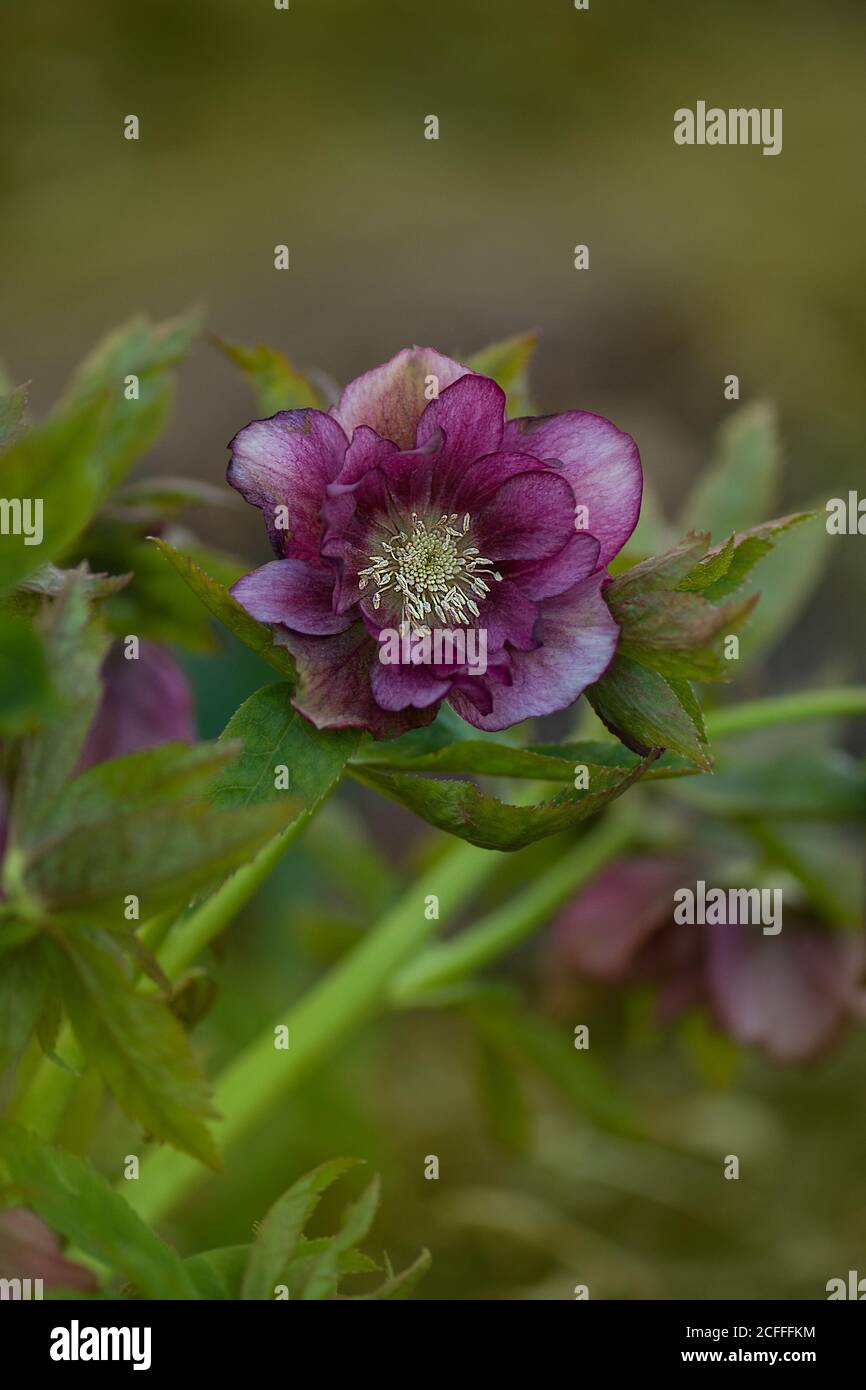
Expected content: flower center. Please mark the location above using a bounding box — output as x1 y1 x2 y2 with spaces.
358 512 502 632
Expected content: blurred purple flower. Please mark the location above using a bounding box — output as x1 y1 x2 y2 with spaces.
227 348 642 738
550 858 866 1063
0 1209 97 1293
77 639 196 769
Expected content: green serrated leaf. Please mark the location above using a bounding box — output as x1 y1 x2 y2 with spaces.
300 1175 381 1301
699 513 814 602
54 927 219 1168
151 539 297 682
350 751 654 851
212 336 323 415
242 1157 363 1300
40 741 240 841
24 797 289 923
351 1248 432 1301
354 735 692 782
0 396 111 593
210 682 358 813
0 1122 196 1298
587 656 711 769
53 310 199 500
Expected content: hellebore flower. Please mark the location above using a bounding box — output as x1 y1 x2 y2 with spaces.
549 858 866 1064
227 348 642 737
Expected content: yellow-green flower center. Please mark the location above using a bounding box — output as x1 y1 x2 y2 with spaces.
359 512 502 632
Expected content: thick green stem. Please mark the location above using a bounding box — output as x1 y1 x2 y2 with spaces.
390 806 636 1005
126 835 499 1225
708 687 866 739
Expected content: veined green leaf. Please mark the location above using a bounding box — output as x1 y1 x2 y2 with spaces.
0 1122 196 1298
210 682 358 812
54 927 219 1168
587 656 711 769
241 1157 362 1300
40 741 241 840
151 539 297 682
351 750 654 851
355 735 693 781
24 797 289 922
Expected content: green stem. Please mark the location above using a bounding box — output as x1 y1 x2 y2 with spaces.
390 805 637 1005
709 687 866 739
126 835 504 1226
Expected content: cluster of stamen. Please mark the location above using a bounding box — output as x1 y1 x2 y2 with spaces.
358 512 502 633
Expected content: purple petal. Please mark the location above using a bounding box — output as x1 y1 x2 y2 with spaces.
448 570 618 731
551 858 686 981
370 653 452 711
276 623 439 739
707 925 866 1064
0 1210 98 1291
77 642 195 769
416 374 505 477
227 410 348 560
231 559 350 635
508 531 601 600
331 347 470 450
478 580 540 652
503 411 642 566
473 467 577 562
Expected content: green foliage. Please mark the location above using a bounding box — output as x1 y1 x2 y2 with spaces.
241 1156 361 1299
54 927 219 1167
351 751 654 851
464 331 538 415
0 1123 196 1298
0 313 197 594
213 335 324 415
211 682 358 813
0 612 56 733
588 657 711 769
9 572 108 842
679 401 781 539
151 538 297 681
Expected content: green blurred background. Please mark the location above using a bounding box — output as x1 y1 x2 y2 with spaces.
5 0 866 1298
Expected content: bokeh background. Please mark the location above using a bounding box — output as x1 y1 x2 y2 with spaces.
4 0 865 1298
